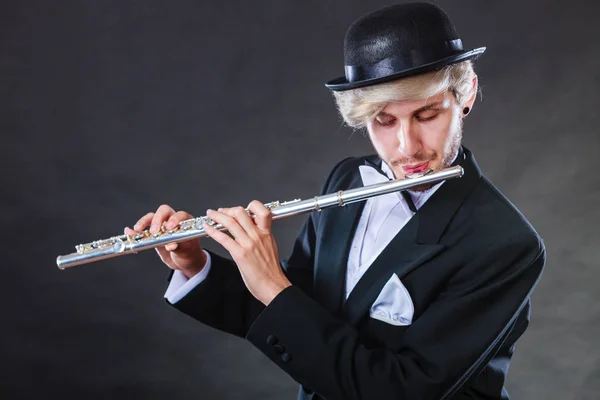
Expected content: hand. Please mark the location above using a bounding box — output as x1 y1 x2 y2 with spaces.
204 200 291 305
125 204 207 279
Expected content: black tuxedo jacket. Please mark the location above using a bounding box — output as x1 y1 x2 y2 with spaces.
169 147 545 400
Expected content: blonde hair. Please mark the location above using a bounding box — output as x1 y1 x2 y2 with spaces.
332 61 477 129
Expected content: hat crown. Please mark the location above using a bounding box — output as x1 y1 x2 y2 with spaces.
344 3 460 66
325 2 485 91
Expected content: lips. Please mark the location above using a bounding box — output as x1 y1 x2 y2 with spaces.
402 162 429 174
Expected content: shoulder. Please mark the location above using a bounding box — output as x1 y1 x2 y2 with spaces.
436 176 546 298
475 176 542 241
448 175 546 273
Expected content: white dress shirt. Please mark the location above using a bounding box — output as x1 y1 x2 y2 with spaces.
164 160 446 305
344 162 443 298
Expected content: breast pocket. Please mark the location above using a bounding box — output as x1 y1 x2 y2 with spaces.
369 273 414 326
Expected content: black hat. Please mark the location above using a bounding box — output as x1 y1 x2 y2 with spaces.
325 3 485 91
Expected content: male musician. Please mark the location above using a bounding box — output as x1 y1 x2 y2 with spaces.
127 3 545 399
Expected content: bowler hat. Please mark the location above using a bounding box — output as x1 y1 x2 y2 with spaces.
325 2 485 91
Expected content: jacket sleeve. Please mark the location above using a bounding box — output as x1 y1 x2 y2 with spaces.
244 234 546 400
168 158 353 338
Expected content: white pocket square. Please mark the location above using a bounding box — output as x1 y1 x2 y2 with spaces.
369 273 414 326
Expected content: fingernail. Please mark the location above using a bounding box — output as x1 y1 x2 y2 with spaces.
206 209 213 215
165 222 175 229
133 224 140 231
150 224 159 233
217 208 223 212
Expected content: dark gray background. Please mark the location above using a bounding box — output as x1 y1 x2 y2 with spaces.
1 0 598 399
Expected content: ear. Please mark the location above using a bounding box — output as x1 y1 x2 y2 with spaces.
463 75 479 113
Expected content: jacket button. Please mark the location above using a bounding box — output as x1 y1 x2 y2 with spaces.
273 344 285 354
281 353 292 363
266 335 278 346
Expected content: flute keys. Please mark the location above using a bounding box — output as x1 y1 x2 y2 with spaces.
113 238 126 253
165 226 180 235
132 232 146 241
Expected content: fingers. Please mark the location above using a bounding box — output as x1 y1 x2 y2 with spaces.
127 206 195 252
128 205 179 236
123 225 179 251
203 222 240 254
247 200 272 230
206 208 249 243
165 211 194 230
150 204 177 233
165 242 179 251
223 206 259 235
127 219 179 252
133 212 154 232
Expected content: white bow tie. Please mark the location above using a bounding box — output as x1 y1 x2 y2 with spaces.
359 165 403 202
359 165 393 185
358 165 417 212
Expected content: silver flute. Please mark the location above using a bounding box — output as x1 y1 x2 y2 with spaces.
56 165 464 269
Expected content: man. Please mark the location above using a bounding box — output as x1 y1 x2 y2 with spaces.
126 3 545 399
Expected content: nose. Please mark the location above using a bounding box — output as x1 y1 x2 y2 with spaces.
396 121 421 158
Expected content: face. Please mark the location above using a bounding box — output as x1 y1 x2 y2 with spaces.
366 91 466 191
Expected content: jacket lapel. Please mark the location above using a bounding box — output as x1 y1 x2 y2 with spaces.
415 147 482 244
313 172 365 315
341 215 444 326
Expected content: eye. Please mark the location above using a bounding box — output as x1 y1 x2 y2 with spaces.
415 111 439 122
375 115 396 127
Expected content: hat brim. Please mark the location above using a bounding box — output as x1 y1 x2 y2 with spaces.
325 47 486 91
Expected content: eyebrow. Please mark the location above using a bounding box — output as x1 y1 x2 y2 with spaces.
377 101 444 119
412 101 444 114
